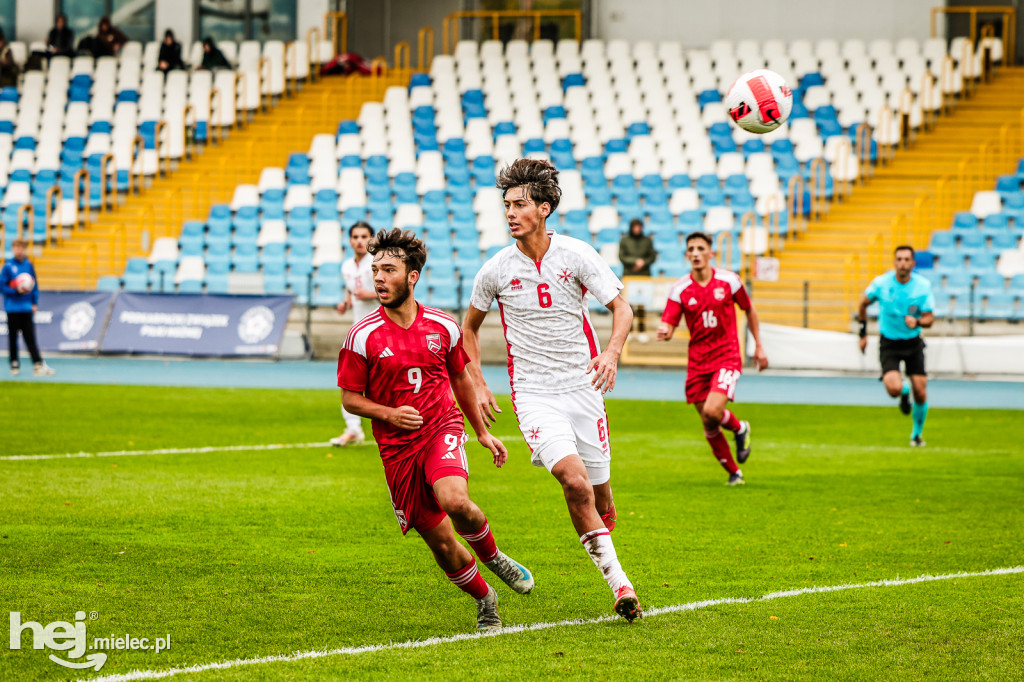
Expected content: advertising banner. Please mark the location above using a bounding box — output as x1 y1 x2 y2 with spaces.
0 291 115 352
99 293 293 356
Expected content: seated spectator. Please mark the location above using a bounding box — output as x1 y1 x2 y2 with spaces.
0 44 18 88
199 37 230 70
46 13 75 58
619 218 657 277
79 16 127 58
157 30 184 72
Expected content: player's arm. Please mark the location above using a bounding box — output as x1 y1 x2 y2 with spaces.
857 294 872 354
341 389 422 430
743 303 769 371
588 294 633 393
0 264 15 296
657 297 682 341
449 367 508 468
336 290 352 315
461 305 502 426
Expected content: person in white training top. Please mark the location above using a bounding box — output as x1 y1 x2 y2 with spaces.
462 158 642 622
331 222 381 447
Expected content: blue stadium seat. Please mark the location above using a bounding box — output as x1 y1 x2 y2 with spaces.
96 275 121 291
952 212 978 230
232 242 259 273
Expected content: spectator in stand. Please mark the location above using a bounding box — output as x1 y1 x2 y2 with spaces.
80 16 128 58
0 44 18 88
2 239 55 377
619 218 657 277
157 30 185 72
199 37 230 70
46 14 75 58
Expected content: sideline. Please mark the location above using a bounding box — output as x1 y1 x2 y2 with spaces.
80 566 1024 682
0 442 333 461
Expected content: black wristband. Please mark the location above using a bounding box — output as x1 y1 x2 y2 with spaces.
858 320 867 338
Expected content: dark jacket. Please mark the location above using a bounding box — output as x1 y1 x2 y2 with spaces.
619 233 657 277
47 27 75 56
158 41 184 71
201 45 230 70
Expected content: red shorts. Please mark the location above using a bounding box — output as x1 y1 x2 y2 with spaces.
685 367 742 404
380 425 469 535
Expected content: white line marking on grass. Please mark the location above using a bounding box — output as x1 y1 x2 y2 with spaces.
80 565 1023 682
0 442 333 462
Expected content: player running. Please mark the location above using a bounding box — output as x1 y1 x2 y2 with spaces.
331 222 380 447
337 228 534 631
462 158 642 622
857 245 935 447
656 231 768 485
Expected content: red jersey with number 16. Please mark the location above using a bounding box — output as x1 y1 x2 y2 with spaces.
661 268 751 374
337 304 469 452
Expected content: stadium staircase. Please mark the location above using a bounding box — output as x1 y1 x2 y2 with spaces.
33 72 410 289
755 66 1024 331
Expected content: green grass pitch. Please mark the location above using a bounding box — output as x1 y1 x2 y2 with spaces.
1 383 1022 681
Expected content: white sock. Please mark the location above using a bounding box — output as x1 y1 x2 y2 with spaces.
580 528 632 594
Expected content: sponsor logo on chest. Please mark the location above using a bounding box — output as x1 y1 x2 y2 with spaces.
510 278 523 291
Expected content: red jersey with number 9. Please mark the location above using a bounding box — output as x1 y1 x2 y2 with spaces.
661 269 751 374
337 304 470 453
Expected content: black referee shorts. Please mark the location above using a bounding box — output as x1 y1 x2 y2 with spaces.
879 336 926 377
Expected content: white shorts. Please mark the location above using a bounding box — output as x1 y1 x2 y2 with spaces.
513 387 611 485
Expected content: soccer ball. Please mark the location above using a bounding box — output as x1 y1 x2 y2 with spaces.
725 69 793 134
14 273 34 293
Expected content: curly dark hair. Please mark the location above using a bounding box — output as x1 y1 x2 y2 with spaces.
496 158 561 213
368 228 427 274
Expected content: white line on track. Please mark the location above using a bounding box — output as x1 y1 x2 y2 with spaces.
80 565 1023 682
0 442 333 461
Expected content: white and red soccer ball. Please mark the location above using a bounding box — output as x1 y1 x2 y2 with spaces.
14 272 34 293
726 69 793 134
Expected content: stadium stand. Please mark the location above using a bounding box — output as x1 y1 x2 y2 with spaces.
93 35 1004 313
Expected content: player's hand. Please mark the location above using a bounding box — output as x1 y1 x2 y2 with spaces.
587 350 619 394
476 386 502 426
904 315 918 329
478 433 508 468
336 301 348 315
858 336 868 354
387 405 423 430
656 323 674 341
753 345 768 371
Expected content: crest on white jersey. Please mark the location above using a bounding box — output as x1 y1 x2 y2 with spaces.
426 333 442 354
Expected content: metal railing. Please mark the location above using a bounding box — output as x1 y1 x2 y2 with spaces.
442 10 582 54
931 5 1016 66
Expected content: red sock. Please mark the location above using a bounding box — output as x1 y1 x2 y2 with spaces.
600 502 617 532
456 519 499 563
705 428 738 474
445 559 489 599
721 409 741 433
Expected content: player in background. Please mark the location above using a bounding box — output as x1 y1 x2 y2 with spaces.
337 228 534 631
656 232 768 485
857 245 935 447
463 159 642 622
331 222 380 447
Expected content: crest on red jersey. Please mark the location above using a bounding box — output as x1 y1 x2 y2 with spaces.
713 287 726 301
426 333 442 354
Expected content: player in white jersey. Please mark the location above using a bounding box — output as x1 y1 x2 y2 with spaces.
462 158 642 622
330 222 382 447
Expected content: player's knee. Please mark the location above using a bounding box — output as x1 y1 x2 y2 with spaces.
913 387 927 403
701 409 721 429
440 495 475 523
561 474 594 508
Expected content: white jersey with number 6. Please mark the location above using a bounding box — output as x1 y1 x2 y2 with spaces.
470 233 623 394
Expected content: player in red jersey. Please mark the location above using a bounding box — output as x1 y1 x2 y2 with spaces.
337 228 533 631
656 231 768 485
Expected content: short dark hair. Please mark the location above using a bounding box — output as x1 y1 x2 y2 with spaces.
368 228 427 274
685 231 713 247
629 218 644 229
894 245 915 257
349 221 373 238
496 158 561 213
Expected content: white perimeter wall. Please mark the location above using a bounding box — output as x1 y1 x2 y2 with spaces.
592 0 937 46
